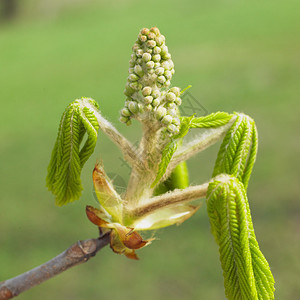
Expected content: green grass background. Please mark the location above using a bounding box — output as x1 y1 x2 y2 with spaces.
0 0 299 299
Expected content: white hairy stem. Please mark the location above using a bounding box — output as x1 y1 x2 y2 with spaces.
128 182 209 219
83 100 142 168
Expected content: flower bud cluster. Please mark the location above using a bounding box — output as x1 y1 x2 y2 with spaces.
120 27 182 136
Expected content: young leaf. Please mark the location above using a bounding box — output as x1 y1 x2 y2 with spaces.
206 175 275 300
190 112 233 128
151 116 194 188
46 97 100 206
212 113 258 189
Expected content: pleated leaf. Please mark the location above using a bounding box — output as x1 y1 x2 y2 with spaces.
190 112 233 128
206 176 275 300
213 113 258 189
151 116 194 188
46 97 100 206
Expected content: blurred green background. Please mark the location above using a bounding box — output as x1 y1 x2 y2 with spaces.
0 0 299 299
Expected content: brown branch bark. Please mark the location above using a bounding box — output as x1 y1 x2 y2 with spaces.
0 234 110 300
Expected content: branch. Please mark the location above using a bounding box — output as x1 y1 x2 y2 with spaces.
0 234 110 300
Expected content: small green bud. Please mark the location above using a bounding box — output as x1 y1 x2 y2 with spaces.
171 69 175 75
128 67 134 74
138 34 147 42
126 119 132 126
168 108 177 116
121 108 131 117
165 80 171 87
142 52 152 62
145 104 152 111
163 53 171 60
167 124 179 134
120 115 129 123
166 92 176 102
141 28 150 35
146 61 155 69
148 68 155 74
132 43 140 52
129 82 139 90
166 102 176 109
147 40 156 48
169 87 181 97
128 74 139 82
155 67 164 76
134 65 144 77
160 45 168 55
161 61 170 70
155 106 167 120
152 54 161 62
144 96 153 104
154 62 161 69
128 101 139 114
155 36 165 46
164 70 172 80
172 117 180 126
175 97 182 105
142 86 152 96
124 86 134 97
157 75 166 84
151 89 160 98
136 49 144 57
148 32 156 40
137 58 143 65
152 98 160 107
146 48 153 54
150 27 160 35
153 46 161 54
162 115 173 125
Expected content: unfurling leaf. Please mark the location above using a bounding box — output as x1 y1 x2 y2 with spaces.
213 113 258 189
190 112 233 128
151 116 194 188
206 176 275 300
46 97 100 206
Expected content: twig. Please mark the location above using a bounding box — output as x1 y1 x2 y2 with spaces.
0 234 110 300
